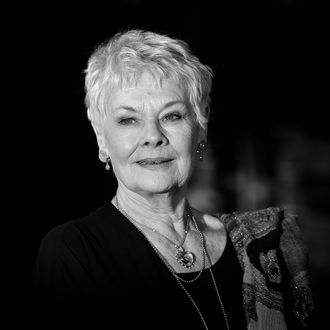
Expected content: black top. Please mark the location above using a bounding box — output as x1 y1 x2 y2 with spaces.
31 202 246 329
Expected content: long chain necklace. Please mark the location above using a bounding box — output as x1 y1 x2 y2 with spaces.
115 196 230 330
128 206 196 269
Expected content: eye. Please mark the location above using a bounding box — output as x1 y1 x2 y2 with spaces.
118 117 137 125
162 113 182 122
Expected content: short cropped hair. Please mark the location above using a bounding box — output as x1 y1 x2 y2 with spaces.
85 30 213 130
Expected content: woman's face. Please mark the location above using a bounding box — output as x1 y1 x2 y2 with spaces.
102 72 204 196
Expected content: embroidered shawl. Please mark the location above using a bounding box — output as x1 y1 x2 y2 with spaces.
220 207 314 329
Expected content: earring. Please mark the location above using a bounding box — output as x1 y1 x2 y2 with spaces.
197 141 207 161
105 157 111 171
99 149 111 170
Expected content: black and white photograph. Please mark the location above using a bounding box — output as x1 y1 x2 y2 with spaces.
7 1 328 329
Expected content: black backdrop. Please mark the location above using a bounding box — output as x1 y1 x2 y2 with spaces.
6 1 328 328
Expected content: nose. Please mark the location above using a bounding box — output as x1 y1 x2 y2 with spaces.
141 120 168 147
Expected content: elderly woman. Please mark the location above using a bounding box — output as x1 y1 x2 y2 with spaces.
32 30 314 329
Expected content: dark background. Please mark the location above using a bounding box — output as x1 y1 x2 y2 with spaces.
7 0 328 328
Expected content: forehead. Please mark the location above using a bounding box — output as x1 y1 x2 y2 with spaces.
108 72 187 111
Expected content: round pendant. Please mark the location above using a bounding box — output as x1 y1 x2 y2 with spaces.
175 247 196 268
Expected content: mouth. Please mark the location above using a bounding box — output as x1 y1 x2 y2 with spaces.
136 158 173 166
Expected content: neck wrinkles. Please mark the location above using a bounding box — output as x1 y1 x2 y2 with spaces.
113 184 189 238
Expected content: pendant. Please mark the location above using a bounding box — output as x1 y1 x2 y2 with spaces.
175 246 196 268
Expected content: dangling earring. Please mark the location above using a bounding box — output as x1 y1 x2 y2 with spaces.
105 157 111 171
197 141 207 161
98 149 111 171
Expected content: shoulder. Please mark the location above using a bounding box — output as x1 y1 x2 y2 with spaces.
217 206 306 263
36 218 92 269
191 207 224 229
220 206 286 234
218 206 303 241
199 206 293 240
195 206 314 326
39 219 85 253
32 203 121 294
38 202 119 258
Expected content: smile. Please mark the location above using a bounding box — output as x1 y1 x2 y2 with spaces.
136 158 173 166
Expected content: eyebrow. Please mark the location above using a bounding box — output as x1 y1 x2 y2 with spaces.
113 100 186 113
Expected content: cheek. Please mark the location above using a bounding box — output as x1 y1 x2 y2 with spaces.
109 141 132 164
175 131 198 168
103 128 134 161
179 126 198 155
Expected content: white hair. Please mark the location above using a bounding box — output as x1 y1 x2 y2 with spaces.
85 29 213 131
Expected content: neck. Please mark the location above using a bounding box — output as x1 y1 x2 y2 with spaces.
112 183 189 237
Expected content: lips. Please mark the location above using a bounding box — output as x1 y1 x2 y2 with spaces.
136 157 173 165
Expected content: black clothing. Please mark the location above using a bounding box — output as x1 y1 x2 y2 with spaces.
177 234 246 329
31 202 246 329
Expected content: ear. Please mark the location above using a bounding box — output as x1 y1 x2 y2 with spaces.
197 124 208 145
90 121 110 162
196 102 209 143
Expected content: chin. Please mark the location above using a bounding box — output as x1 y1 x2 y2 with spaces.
133 179 179 195
138 185 173 195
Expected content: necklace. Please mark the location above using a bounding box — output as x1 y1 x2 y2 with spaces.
131 207 196 269
115 196 204 281
114 196 230 330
